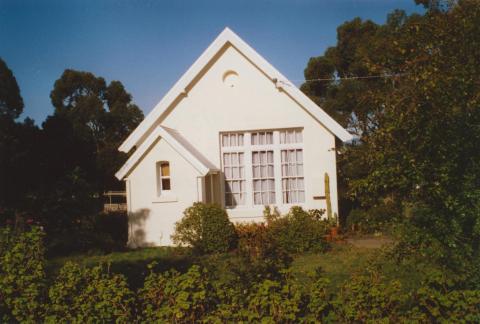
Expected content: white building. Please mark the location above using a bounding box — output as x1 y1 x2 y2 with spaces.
116 28 353 247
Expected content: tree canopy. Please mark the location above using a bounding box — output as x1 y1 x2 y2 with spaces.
302 0 480 271
0 58 23 120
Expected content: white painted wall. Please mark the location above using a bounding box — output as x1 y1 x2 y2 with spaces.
126 138 201 246
126 44 339 246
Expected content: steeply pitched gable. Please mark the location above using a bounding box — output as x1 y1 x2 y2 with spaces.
118 27 353 154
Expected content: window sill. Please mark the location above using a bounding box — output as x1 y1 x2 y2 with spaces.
152 194 178 203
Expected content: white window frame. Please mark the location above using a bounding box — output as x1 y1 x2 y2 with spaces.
220 128 305 209
156 161 172 196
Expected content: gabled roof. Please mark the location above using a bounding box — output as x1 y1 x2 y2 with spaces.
115 126 218 180
119 27 353 154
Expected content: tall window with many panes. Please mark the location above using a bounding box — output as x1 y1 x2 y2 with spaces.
220 128 305 207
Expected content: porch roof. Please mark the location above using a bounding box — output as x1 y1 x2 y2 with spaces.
115 125 218 180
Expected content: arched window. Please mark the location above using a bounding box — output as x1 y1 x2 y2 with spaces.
157 161 171 195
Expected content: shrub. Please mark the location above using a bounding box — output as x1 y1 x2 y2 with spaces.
235 222 292 277
346 202 400 234
46 262 134 322
246 275 305 323
334 272 405 322
409 274 480 322
137 264 214 322
172 202 237 254
0 226 46 322
268 207 329 254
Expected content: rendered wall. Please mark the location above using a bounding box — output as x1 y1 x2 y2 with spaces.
126 138 201 246
127 44 339 246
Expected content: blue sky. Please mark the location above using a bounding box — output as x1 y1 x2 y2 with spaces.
0 0 423 125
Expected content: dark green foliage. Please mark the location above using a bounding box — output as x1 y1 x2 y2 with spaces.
0 226 46 322
137 264 214 322
245 275 305 323
50 69 144 191
268 207 329 254
2 227 480 321
172 202 238 254
0 58 23 120
0 64 143 257
347 202 400 234
46 262 134 322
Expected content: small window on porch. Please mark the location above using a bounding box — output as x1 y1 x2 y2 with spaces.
156 161 171 196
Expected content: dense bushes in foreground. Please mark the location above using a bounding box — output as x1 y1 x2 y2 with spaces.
2 227 480 322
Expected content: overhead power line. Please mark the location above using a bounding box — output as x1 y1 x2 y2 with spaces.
280 73 408 85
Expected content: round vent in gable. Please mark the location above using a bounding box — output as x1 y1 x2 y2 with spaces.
222 70 239 88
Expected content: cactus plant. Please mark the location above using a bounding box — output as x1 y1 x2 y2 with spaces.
325 172 332 220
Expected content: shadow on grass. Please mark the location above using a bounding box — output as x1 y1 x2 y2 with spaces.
46 246 197 290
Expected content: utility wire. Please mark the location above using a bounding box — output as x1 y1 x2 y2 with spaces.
281 73 408 85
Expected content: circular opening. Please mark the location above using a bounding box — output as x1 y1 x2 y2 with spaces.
222 70 239 88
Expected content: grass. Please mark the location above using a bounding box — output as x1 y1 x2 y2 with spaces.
48 237 424 292
290 243 376 288
47 247 194 289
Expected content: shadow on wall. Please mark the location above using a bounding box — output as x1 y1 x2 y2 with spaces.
128 208 152 248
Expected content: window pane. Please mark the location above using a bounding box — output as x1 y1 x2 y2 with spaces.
239 152 244 164
225 181 232 193
268 179 275 190
233 193 240 205
268 165 274 177
231 167 238 178
251 133 258 145
259 132 265 145
238 134 244 146
262 192 268 203
269 192 276 204
266 132 273 144
233 181 240 192
280 131 286 144
261 179 267 191
224 154 230 166
267 151 274 163
261 166 266 177
161 163 170 176
297 164 303 177
288 131 294 143
230 135 237 146
162 178 171 190
225 167 232 179
298 191 305 203
296 150 303 163
297 178 304 190
260 151 266 164
296 130 303 143
252 152 259 164
231 153 237 166
222 134 228 147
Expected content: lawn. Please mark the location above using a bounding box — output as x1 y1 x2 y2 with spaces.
290 243 376 288
47 240 389 290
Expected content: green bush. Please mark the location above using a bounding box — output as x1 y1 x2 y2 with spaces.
347 202 400 234
172 202 237 254
268 207 329 254
46 261 134 323
0 226 46 323
334 272 405 322
245 275 305 323
137 264 214 322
